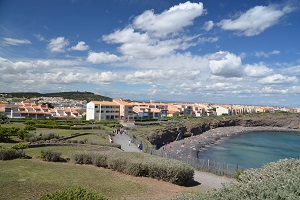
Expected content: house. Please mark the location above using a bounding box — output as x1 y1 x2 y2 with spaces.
86 101 120 121
216 105 232 116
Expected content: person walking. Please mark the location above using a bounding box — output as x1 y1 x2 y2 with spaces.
128 139 131 146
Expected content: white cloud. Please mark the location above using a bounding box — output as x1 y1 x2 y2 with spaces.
103 28 198 59
47 37 69 52
255 50 280 58
203 20 214 31
34 34 45 41
208 51 244 77
218 4 294 36
3 38 31 45
133 1 205 37
198 37 218 43
282 65 300 76
258 74 297 84
87 52 121 64
244 63 273 77
69 41 89 51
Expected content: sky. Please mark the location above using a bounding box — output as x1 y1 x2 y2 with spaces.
1 0 300 107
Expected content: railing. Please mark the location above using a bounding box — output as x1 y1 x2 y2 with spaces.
126 131 246 177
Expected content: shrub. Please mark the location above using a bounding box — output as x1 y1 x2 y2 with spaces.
41 149 62 162
72 151 194 185
0 149 25 160
173 158 300 200
234 170 243 181
11 142 28 150
39 187 107 200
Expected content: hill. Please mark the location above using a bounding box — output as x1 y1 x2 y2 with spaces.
0 91 112 102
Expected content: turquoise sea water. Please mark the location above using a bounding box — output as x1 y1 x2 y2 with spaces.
198 131 300 168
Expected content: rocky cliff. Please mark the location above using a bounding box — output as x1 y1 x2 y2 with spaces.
146 113 300 148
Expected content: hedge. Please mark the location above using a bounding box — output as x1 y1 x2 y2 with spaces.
40 187 107 200
0 149 25 160
72 151 194 186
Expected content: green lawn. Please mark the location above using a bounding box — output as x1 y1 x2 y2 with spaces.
0 123 26 129
0 159 146 200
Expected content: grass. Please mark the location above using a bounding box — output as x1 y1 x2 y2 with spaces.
35 128 107 137
0 159 146 200
0 123 26 129
69 134 109 143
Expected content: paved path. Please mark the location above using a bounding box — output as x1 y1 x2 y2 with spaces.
113 133 140 152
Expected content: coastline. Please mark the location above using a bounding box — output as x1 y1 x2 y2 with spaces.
162 126 300 159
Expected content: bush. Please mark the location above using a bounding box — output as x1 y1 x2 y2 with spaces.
39 187 107 200
173 158 300 200
41 149 62 162
0 149 25 160
72 151 194 185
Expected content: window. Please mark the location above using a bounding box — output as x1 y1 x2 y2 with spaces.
95 106 98 108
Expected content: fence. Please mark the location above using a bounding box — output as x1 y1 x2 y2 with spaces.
126 131 246 177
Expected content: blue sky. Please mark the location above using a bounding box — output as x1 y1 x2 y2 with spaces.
1 0 300 107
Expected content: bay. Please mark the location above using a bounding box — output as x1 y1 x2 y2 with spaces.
198 131 300 168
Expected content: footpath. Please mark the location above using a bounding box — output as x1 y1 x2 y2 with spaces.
112 131 235 190
113 132 140 152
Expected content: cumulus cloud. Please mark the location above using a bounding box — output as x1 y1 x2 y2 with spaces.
2 38 31 45
218 4 294 36
87 52 121 64
208 51 244 77
258 74 297 84
244 63 273 77
69 41 89 51
103 28 198 59
203 20 214 31
133 1 205 37
47 37 69 52
255 50 280 58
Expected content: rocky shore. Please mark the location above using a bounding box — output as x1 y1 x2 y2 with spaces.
161 126 300 159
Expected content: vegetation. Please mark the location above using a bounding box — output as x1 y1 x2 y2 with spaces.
0 159 148 199
1 91 112 102
72 151 194 186
173 158 300 200
40 187 108 200
0 148 25 160
40 149 63 162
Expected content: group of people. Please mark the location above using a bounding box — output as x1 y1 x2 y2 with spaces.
113 128 127 135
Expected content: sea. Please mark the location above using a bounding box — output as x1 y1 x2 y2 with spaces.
198 131 300 169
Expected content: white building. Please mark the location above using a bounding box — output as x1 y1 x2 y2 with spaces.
86 101 120 121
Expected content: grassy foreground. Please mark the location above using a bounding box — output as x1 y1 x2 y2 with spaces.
0 159 146 199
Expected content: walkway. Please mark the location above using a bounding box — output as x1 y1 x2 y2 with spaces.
113 133 140 152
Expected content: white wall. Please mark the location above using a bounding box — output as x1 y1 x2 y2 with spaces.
86 102 95 120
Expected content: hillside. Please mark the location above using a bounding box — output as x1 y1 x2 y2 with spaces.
0 91 112 102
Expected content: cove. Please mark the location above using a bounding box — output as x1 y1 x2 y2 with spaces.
198 131 300 169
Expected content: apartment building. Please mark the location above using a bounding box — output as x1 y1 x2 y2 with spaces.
113 99 134 122
86 101 120 121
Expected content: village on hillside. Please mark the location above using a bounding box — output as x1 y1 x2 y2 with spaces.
1 94 299 121
0 93 300 122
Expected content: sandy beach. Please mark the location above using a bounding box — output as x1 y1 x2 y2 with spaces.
162 126 300 159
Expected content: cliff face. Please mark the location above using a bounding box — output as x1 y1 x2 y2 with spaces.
147 113 300 148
